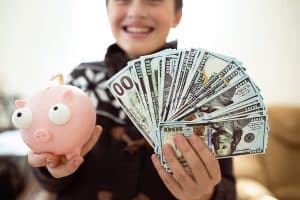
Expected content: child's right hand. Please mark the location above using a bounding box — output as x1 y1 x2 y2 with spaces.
28 125 102 178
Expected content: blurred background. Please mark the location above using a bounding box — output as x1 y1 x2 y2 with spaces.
0 0 299 199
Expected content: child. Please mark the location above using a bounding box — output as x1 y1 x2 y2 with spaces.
28 0 236 199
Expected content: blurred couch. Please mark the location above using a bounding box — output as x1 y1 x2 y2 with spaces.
234 105 300 200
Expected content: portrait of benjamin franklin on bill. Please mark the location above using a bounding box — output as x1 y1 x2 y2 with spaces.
211 118 251 157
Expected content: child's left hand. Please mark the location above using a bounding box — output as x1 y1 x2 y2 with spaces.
151 134 221 200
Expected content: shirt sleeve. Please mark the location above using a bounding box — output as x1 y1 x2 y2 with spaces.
31 165 79 193
67 62 127 126
211 158 237 200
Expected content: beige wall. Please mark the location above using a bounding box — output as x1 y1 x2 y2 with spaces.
1 0 300 105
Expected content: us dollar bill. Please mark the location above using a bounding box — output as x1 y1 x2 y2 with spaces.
205 96 266 121
141 49 177 126
175 75 260 121
173 51 235 117
162 50 186 121
158 116 268 170
107 65 154 147
159 54 179 121
131 60 154 125
165 49 190 119
106 47 269 166
171 64 249 121
171 48 201 112
200 94 261 120
171 62 246 120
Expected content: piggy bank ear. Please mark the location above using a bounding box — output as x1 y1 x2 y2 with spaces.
15 99 26 108
63 89 73 102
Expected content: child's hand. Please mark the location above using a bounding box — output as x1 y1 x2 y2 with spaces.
28 125 102 178
151 134 221 200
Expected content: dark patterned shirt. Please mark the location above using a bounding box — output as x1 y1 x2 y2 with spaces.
32 42 236 200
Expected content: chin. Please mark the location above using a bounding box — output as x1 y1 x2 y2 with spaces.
126 47 154 58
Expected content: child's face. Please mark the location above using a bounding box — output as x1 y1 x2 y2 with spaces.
107 0 182 59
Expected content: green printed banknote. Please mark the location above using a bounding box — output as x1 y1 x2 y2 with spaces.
107 48 269 171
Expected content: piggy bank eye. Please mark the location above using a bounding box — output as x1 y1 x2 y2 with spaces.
12 108 32 129
48 104 71 125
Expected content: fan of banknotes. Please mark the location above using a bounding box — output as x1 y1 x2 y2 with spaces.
107 48 269 171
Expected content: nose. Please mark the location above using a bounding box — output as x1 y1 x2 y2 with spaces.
127 0 147 19
34 129 51 143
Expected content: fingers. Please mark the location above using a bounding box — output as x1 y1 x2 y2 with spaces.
153 134 221 200
162 144 195 188
29 153 84 178
28 125 102 178
173 134 210 184
81 125 102 156
188 134 221 184
47 156 84 179
28 151 59 168
151 154 182 199
46 156 60 168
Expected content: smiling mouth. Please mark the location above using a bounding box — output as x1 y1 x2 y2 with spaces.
123 26 154 34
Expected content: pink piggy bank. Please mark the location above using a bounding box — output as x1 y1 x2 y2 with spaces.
11 74 96 160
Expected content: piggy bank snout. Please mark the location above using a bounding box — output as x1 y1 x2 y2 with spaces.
34 129 51 143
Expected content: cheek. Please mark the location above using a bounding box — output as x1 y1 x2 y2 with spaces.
151 8 175 27
108 14 118 30
108 10 124 30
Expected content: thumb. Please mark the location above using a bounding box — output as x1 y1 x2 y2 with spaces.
47 156 84 179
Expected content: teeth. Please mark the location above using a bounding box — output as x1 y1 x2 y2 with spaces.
126 27 150 33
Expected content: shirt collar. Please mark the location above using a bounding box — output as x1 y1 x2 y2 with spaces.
104 41 178 76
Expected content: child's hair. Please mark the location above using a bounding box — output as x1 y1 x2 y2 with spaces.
106 0 183 11
174 0 183 11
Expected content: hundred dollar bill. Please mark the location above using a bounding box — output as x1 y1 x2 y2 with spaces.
203 100 267 122
201 94 263 119
179 98 266 123
106 47 269 160
174 49 207 108
170 66 247 120
164 49 190 119
215 109 267 122
170 63 247 120
174 76 260 121
128 63 153 122
173 52 235 117
162 50 187 121
207 94 264 116
159 54 179 121
199 76 261 108
107 65 154 147
141 55 163 126
140 49 177 126
158 116 268 170
205 65 246 94
208 94 263 116
131 60 154 125
171 48 202 112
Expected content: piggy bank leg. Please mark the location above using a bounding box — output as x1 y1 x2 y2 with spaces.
65 148 81 160
34 129 51 143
